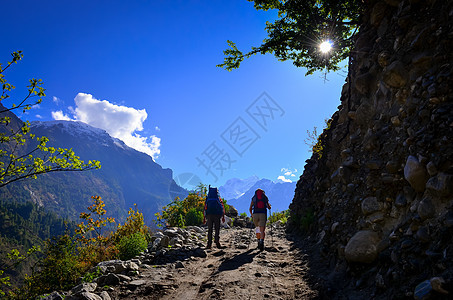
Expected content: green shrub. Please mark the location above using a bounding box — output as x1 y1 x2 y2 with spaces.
26 235 82 298
222 198 230 215
82 267 102 283
118 232 148 261
268 210 289 225
185 208 203 226
292 208 314 232
240 212 247 218
155 185 206 228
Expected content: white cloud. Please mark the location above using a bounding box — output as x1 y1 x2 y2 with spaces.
277 175 292 183
155 126 161 131
52 110 72 121
53 96 62 104
278 168 299 183
51 93 161 159
35 114 43 119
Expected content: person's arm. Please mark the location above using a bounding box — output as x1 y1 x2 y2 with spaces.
265 195 271 209
221 198 225 222
203 199 207 224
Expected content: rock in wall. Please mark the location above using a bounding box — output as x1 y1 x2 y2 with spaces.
289 0 453 297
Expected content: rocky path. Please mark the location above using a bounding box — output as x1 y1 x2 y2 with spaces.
109 226 319 300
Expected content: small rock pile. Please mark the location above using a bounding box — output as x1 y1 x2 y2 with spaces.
40 226 211 300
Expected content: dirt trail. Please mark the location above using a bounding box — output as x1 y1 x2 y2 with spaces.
110 226 319 299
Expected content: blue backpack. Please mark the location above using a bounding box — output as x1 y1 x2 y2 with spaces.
205 186 223 215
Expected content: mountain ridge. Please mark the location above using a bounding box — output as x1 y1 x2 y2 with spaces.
0 118 187 225
220 177 296 214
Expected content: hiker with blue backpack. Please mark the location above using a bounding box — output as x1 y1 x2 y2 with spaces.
249 188 271 251
203 186 225 249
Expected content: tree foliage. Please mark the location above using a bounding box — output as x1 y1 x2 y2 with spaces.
304 118 332 159
218 0 364 74
155 184 229 228
0 51 101 188
0 200 74 296
155 184 207 227
7 196 151 299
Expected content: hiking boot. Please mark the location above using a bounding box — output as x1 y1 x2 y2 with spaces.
215 241 222 249
206 243 212 249
259 240 264 251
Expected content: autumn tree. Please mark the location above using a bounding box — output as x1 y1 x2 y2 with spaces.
0 51 100 188
218 0 364 75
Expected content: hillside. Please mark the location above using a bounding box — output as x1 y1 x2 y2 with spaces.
0 200 74 287
0 116 187 224
289 0 453 298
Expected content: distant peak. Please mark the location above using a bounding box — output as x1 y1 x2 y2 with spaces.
30 120 111 140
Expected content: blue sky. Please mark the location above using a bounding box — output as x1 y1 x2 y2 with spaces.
1 0 346 187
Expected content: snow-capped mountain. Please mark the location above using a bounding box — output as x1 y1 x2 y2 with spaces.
218 175 260 200
220 177 296 214
1 119 187 224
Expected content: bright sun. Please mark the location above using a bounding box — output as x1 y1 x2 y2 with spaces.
319 40 332 53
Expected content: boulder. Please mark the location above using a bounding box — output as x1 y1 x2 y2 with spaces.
71 283 97 294
78 292 102 300
417 197 435 220
345 231 381 263
96 273 120 286
426 172 453 197
40 292 64 300
160 235 170 248
361 197 380 216
383 61 408 88
226 205 239 218
233 217 247 227
404 156 428 192
97 260 127 274
99 291 111 300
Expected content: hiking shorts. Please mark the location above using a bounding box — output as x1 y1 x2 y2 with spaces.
253 213 267 227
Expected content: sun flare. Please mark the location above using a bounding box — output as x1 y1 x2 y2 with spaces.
319 40 333 53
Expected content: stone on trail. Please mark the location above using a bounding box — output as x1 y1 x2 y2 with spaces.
78 292 103 300
237 243 247 249
99 291 111 300
40 291 63 300
128 279 146 288
71 282 97 294
96 273 120 286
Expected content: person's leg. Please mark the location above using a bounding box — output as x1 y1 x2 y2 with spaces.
252 214 259 228
207 215 213 248
258 214 267 250
214 215 221 247
259 226 266 240
252 214 261 246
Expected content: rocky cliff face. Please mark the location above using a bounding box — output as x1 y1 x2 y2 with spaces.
289 0 453 297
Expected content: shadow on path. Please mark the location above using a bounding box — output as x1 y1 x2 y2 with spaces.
217 249 258 272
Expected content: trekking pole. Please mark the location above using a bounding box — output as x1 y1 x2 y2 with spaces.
270 208 274 247
247 217 254 250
